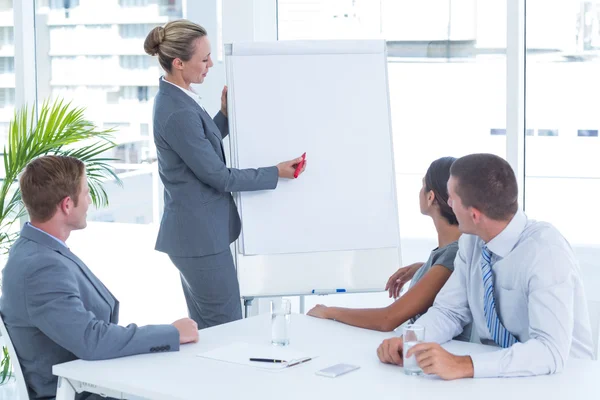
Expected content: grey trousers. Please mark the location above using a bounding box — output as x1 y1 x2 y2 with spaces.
169 249 243 329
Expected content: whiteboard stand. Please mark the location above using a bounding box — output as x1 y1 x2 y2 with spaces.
243 297 254 319
242 295 311 317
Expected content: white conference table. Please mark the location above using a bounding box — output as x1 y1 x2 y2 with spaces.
54 314 600 400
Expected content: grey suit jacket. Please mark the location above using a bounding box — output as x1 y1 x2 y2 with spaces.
153 78 279 257
0 224 179 399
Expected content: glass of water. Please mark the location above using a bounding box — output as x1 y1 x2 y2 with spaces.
271 299 291 346
402 324 425 376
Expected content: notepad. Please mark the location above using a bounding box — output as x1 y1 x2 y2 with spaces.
197 342 316 371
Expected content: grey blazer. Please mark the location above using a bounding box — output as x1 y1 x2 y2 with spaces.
0 224 179 399
152 78 278 257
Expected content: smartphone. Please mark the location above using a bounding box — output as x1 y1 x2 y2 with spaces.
315 363 360 378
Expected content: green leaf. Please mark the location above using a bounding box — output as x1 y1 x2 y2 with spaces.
0 346 10 384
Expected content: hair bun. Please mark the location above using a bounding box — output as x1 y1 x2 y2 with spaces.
144 26 165 56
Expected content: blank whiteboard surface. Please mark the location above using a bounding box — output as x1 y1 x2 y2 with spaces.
230 44 398 256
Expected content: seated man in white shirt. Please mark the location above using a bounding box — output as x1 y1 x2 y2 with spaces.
377 153 594 379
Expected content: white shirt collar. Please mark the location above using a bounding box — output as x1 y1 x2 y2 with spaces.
161 76 203 105
26 222 68 249
485 209 527 258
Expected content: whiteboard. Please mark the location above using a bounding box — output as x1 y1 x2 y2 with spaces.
225 41 401 297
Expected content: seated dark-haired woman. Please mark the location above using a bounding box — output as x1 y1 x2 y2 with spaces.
308 157 468 338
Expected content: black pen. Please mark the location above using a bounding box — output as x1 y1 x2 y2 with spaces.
249 358 287 363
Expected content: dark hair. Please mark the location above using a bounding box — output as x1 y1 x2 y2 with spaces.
20 155 85 222
425 157 458 225
144 19 207 73
450 153 518 221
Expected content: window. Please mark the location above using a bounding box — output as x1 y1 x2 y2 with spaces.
119 24 155 39
160 0 182 18
524 0 600 275
140 123 149 136
106 90 120 104
114 142 140 163
0 27 13 47
0 88 14 108
48 0 81 9
537 129 558 137
120 55 153 69
578 129 598 137
106 86 154 103
120 86 138 101
137 86 148 102
0 57 14 74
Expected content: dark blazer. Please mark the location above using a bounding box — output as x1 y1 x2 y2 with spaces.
0 224 179 399
152 78 278 257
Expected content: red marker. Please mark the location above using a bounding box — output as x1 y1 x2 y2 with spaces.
294 152 306 179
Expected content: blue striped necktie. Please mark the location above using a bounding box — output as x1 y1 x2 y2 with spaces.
481 245 519 348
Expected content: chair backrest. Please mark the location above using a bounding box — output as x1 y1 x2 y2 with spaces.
0 313 29 399
587 299 600 361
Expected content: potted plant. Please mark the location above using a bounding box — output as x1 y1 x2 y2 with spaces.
0 98 121 385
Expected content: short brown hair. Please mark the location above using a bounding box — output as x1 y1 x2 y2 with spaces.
144 19 207 73
20 155 85 222
450 153 518 221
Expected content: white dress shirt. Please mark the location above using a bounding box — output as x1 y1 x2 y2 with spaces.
416 210 594 377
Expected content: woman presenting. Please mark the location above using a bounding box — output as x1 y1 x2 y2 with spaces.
144 20 306 329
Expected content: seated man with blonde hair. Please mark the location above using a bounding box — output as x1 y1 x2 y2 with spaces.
0 155 199 400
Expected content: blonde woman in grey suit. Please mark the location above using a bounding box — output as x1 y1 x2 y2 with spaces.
144 20 306 329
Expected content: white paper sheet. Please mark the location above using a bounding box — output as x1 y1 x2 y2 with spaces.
197 342 316 371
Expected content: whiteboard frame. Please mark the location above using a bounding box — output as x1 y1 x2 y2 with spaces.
225 40 402 299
